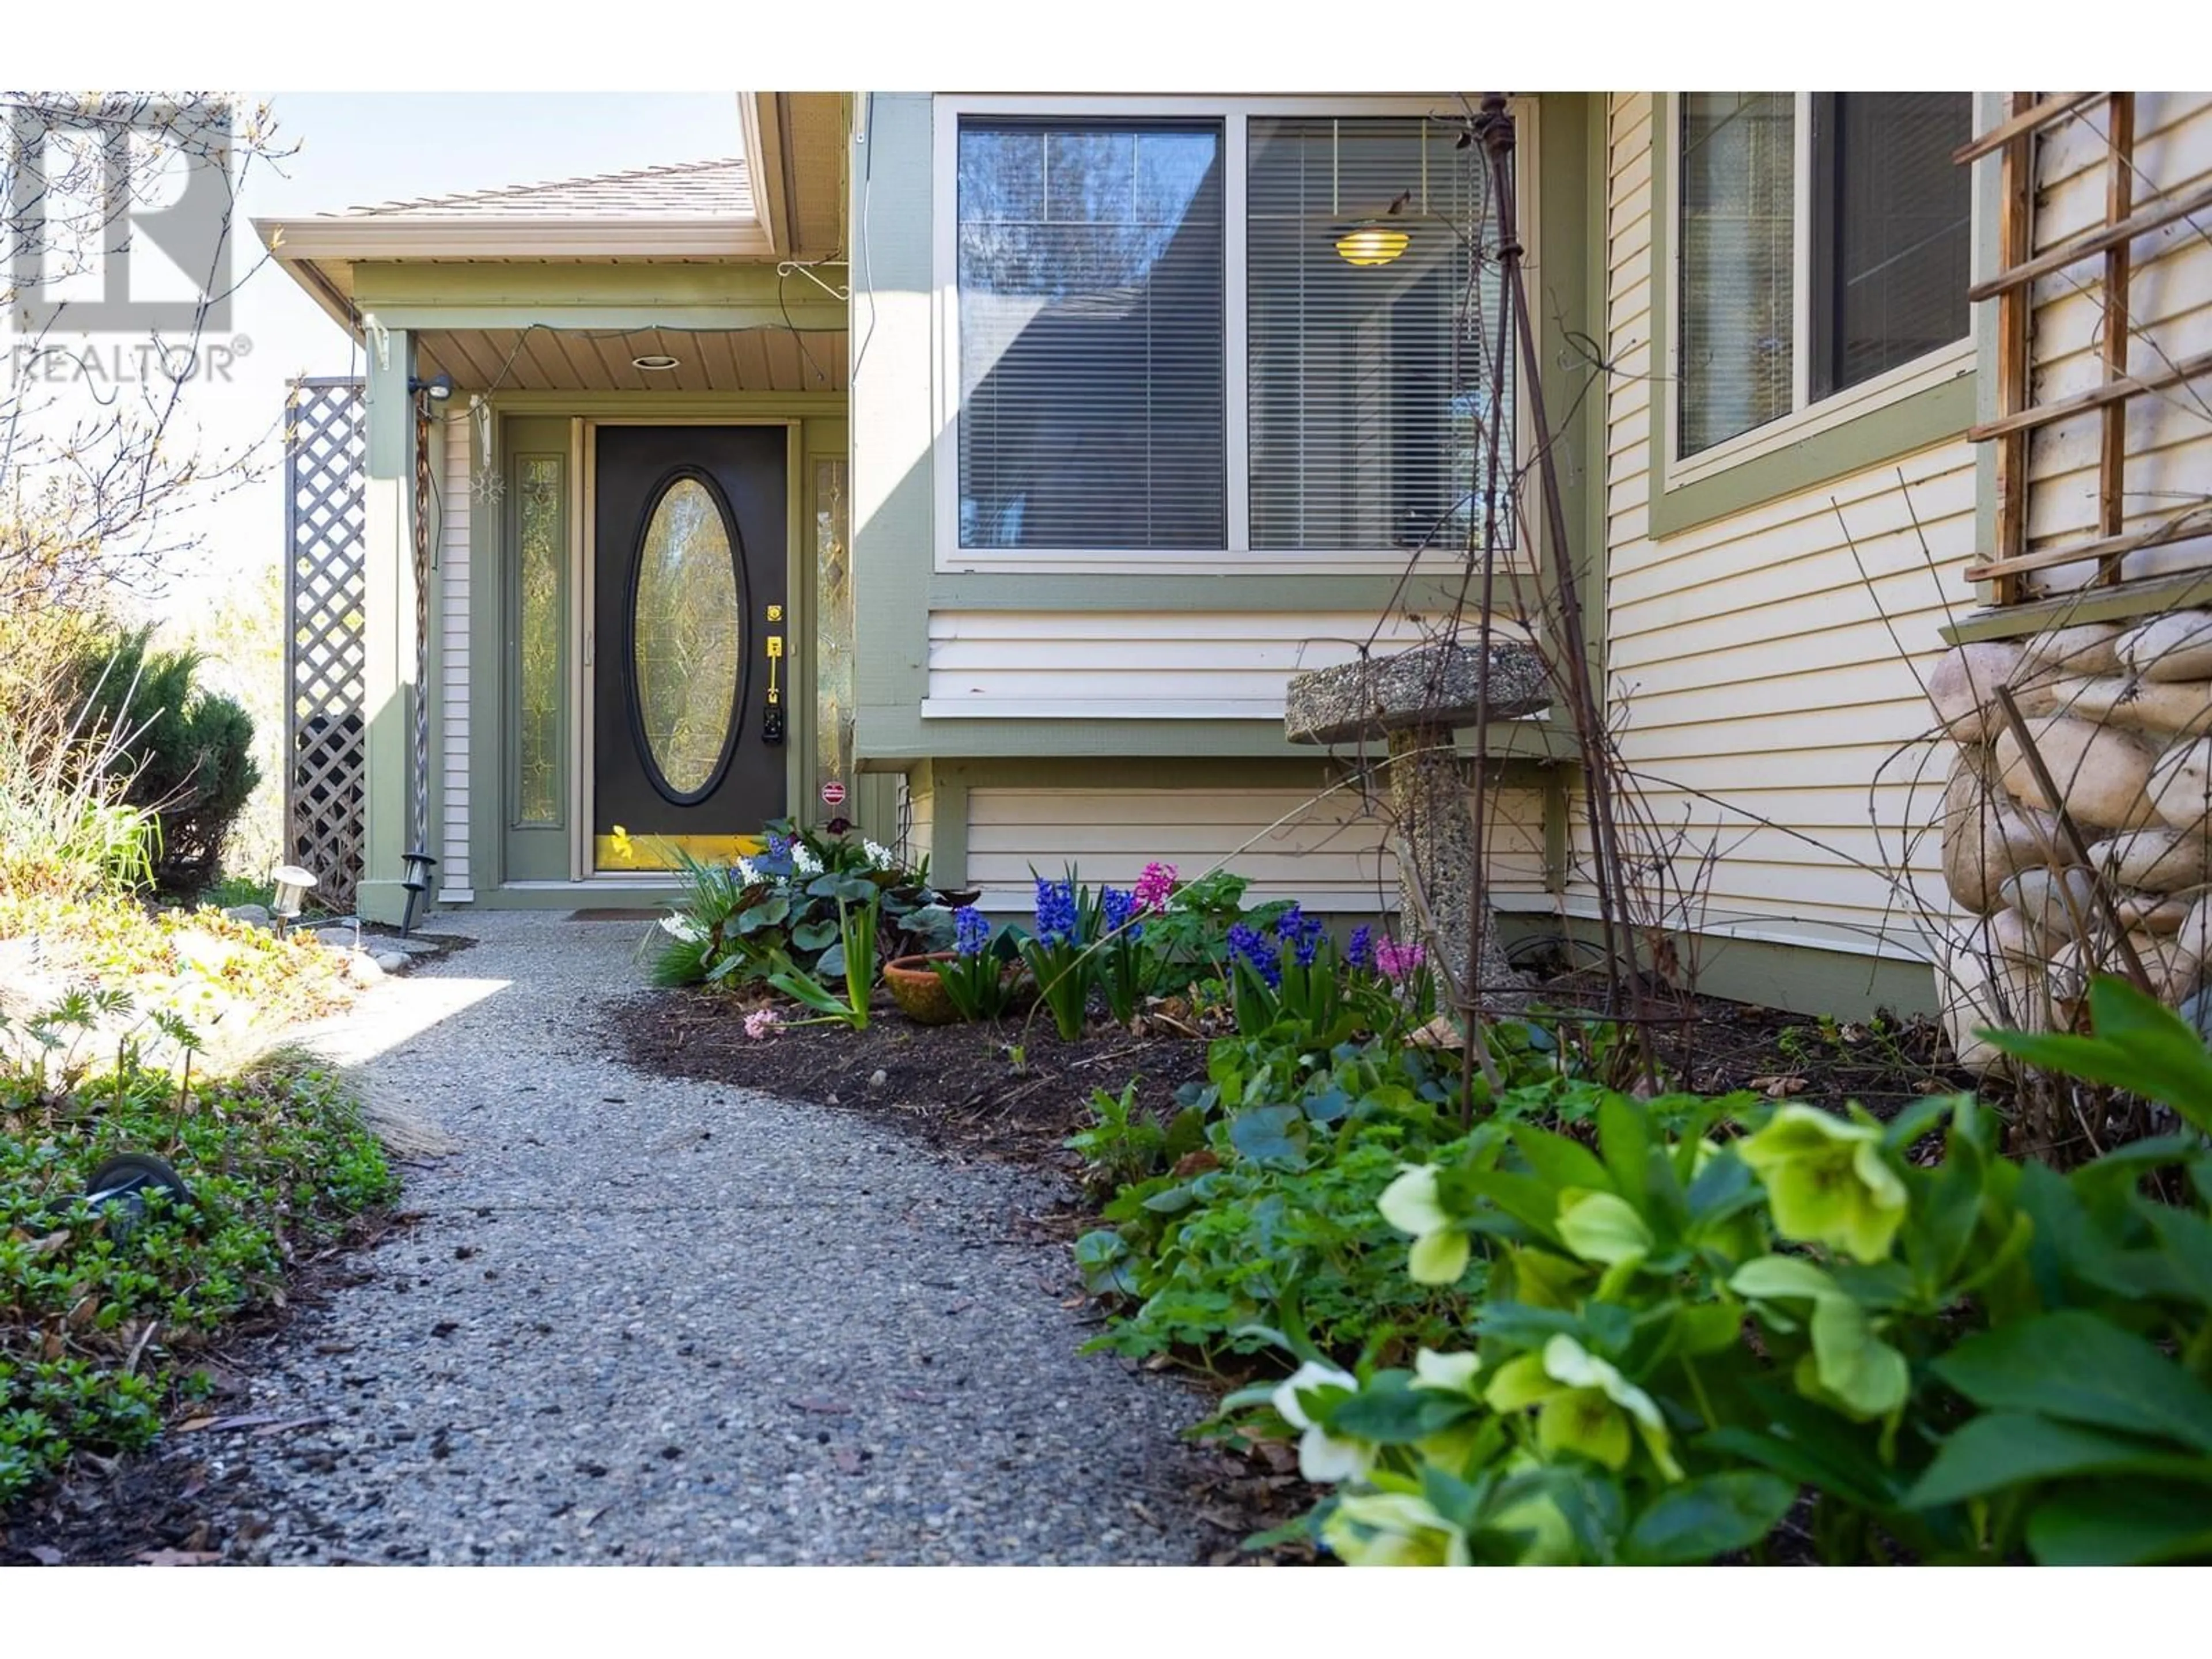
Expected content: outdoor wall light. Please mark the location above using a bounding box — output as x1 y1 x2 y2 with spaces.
631 354 682 372
1335 224 1412 267
270 863 319 935
408 371 454 401
399 847 439 937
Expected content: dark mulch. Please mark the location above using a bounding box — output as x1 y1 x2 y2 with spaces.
612 990 1213 1180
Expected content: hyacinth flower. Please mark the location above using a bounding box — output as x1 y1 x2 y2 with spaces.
1132 861 1177 912
1018 869 1095 1040
1346 924 1376 971
1097 885 1148 1024
933 904 1014 1022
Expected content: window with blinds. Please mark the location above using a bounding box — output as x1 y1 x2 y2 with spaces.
1247 116 1506 552
1810 93 1972 399
956 120 1226 550
1678 92 1796 458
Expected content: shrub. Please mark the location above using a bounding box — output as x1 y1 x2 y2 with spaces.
1237 976 2212 1566
67 630 259 895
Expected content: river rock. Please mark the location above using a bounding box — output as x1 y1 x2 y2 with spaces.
2115 890 2191 933
222 903 273 927
2118 611 2212 683
1993 716 2157 830
2023 675 2212 739
1927 642 2025 741
2016 622 2124 682
2091 824 2212 892
1999 865 2099 947
2149 737 2212 829
1941 750 2056 912
345 951 384 986
1986 906 2040 965
2050 934 2190 1020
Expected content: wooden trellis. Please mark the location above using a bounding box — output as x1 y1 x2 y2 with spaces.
1961 92 2212 601
283 377 368 912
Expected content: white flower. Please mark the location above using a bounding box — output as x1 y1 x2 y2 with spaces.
863 838 896 870
658 913 704 944
1378 1164 1469 1285
1322 1490 1471 1567
734 857 760 886
1412 1348 1482 1396
791 844 823 877
1270 1361 1373 1484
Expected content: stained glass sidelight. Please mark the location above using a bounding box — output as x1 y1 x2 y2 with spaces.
514 455 564 826
813 457 852 794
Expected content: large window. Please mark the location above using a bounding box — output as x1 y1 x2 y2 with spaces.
956 120 1226 550
947 102 1513 560
1677 92 1972 459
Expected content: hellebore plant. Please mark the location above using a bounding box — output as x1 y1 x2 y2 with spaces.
1251 985 2212 1566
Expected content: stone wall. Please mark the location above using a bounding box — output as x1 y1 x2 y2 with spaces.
1932 612 2212 1070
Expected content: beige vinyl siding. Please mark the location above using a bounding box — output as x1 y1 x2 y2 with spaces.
963 785 1548 916
923 611 1537 720
1580 92 1969 966
437 414 472 900
2020 93 2212 592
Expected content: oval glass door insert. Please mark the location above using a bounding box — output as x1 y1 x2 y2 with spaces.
631 475 742 801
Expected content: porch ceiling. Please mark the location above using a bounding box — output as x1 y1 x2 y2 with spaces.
416 326 848 394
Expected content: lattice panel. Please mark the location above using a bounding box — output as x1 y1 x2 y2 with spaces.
284 378 368 912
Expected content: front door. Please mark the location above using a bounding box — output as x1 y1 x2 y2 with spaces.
592 424 787 870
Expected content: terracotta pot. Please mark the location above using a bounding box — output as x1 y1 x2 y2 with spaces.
884 952 962 1025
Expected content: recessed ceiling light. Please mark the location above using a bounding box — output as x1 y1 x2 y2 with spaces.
631 354 681 372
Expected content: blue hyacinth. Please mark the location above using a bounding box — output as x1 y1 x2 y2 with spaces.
1346 924 1375 971
953 906 991 957
1034 877 1078 947
1100 885 1141 942
1226 922 1282 988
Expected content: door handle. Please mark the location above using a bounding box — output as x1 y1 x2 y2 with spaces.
763 632 785 744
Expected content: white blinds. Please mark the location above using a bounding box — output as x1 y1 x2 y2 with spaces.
956 121 1226 550
1678 92 1796 457
1247 116 1505 554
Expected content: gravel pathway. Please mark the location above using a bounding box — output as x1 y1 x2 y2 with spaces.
201 910 1218 1565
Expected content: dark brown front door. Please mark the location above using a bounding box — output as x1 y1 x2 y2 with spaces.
592 424 787 869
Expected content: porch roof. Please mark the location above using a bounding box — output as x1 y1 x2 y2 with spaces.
255 92 850 336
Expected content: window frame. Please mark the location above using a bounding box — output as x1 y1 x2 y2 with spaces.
1660 90 1978 493
931 93 1537 575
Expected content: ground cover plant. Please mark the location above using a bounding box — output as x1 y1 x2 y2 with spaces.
0 1001 395 1506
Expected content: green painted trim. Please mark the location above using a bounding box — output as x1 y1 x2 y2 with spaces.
359 329 416 926
1643 93 1976 541
352 262 844 332
1944 570 2212 644
921 572 1550 614
444 885 681 912
493 392 843 418
1542 765 1570 895
1498 914 1939 1020
855 710 1578 766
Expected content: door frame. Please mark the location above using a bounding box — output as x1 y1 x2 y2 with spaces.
576 416 802 881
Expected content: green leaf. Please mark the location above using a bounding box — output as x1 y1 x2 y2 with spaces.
1729 1255 1840 1302
1227 1105 1308 1172
1316 1374 1447 1445
2027 1479 2212 1565
1623 1472 1797 1565
1596 1093 1654 1205
789 918 839 952
1510 1124 1612 1195
1906 1412 2209 1509
1933 1310 2212 1454
733 893 790 933
816 942 846 979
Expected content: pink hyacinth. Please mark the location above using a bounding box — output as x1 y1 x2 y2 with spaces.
1133 861 1177 912
744 1007 782 1041
1374 938 1426 982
